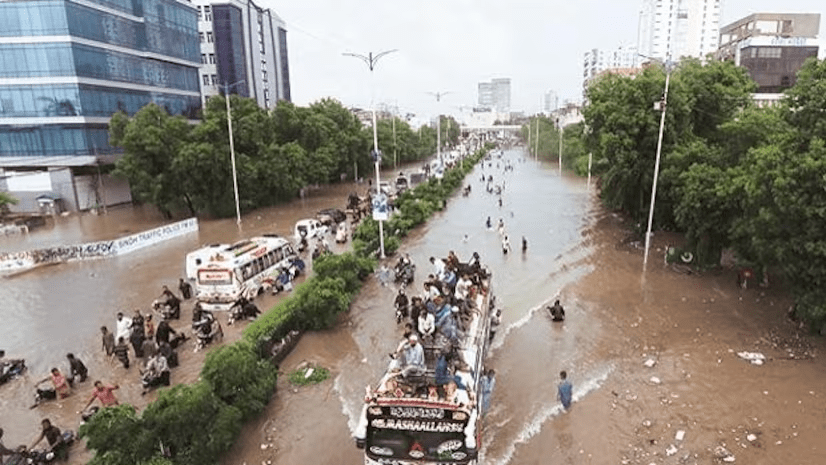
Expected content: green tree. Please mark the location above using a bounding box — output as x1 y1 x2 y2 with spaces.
781 57 826 150
730 139 826 326
0 191 18 218
110 105 193 217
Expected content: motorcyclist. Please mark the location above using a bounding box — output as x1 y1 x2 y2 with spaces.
394 289 409 323
28 419 69 461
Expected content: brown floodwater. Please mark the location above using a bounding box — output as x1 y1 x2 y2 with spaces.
222 148 826 465
3 150 825 465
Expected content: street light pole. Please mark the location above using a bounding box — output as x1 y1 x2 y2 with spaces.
642 57 672 272
343 49 397 259
427 91 451 167
221 80 246 228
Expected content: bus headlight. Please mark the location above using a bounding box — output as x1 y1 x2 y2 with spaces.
453 411 467 421
369 446 393 456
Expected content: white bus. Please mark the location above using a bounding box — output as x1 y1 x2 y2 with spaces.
193 235 296 311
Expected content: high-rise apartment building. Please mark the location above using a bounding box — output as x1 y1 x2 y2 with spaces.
193 0 290 109
637 0 721 61
0 0 201 212
718 13 820 96
583 45 639 89
477 78 511 114
543 90 559 114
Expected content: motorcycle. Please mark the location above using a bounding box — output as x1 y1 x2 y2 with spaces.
152 299 179 320
0 359 26 386
30 384 56 409
192 311 223 352
228 297 261 325
24 431 75 464
394 263 415 287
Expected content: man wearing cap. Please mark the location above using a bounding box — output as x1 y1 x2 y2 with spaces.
401 334 425 378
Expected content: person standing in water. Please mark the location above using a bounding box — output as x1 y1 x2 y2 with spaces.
557 370 572 410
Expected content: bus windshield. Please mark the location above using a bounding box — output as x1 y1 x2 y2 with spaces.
197 269 233 286
366 429 470 462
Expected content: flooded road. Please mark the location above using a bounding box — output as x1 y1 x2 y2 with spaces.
225 147 826 465
0 179 368 449
3 147 825 465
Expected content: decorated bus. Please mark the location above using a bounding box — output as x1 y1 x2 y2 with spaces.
192 235 296 311
355 256 495 464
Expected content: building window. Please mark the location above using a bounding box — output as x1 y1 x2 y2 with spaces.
199 32 205 43
197 5 202 19
204 6 212 21
206 31 213 43
203 74 210 86
201 53 207 64
211 74 218 85
208 53 215 64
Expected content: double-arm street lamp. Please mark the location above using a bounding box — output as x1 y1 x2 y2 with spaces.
343 49 397 259
220 80 247 228
640 55 673 272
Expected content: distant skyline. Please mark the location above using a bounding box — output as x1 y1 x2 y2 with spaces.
264 0 825 118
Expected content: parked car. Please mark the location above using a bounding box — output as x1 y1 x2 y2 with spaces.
316 208 347 226
294 218 327 241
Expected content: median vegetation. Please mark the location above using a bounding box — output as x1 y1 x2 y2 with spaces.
532 57 826 329
80 145 492 465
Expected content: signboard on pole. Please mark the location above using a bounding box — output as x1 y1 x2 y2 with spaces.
372 193 388 221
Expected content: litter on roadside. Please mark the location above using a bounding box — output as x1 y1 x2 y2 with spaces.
737 351 766 365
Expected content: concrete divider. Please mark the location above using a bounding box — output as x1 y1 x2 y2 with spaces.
0 218 198 274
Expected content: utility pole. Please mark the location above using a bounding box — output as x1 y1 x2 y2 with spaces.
534 116 539 160
343 49 397 259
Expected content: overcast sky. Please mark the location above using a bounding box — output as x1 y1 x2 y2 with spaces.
264 0 825 118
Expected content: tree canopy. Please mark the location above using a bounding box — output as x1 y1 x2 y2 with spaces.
111 97 441 218
567 56 826 327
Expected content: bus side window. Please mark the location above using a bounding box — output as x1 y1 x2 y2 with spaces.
243 264 252 280
262 252 271 269
256 257 264 274
275 247 284 263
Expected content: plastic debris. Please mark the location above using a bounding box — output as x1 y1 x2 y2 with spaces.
746 434 757 442
666 445 678 456
643 359 657 368
675 430 685 441
649 376 661 384
737 351 766 365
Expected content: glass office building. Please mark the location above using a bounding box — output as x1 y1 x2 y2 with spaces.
0 0 201 160
193 0 290 110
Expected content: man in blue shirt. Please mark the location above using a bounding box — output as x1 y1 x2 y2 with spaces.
557 370 572 410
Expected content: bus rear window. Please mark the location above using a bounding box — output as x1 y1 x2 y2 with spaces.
198 269 232 286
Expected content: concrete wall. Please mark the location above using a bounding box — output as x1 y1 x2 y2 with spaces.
1 168 132 214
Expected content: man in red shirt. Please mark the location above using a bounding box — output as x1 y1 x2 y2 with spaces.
81 381 119 412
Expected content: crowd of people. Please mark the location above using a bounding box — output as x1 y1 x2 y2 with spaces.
1 280 201 461
369 249 497 411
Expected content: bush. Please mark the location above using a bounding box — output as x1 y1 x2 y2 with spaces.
80 404 154 465
291 277 351 330
243 297 298 354
312 252 375 292
201 341 278 420
141 383 243 465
